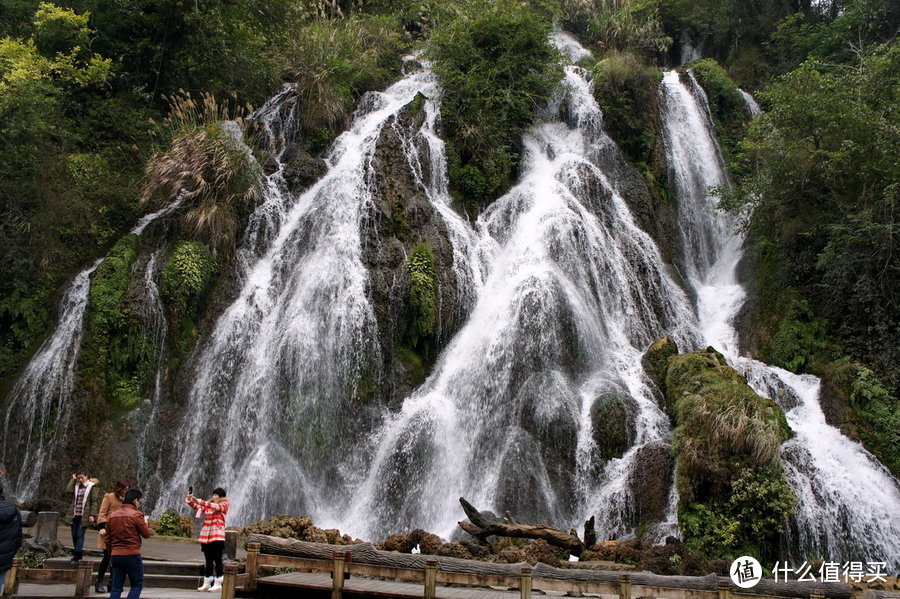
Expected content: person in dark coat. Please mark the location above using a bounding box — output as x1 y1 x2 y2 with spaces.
0 483 23 591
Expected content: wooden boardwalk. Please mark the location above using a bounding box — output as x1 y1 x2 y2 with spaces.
259 571 525 598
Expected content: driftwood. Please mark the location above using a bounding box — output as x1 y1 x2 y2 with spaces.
458 497 586 555
245 534 852 599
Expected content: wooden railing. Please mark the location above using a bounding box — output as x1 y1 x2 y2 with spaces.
220 543 846 599
1 558 93 598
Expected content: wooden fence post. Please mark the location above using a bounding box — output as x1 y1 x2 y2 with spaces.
246 542 260 591
74 560 92 598
424 559 437 599
1 558 20 598
520 566 532 599
224 530 238 560
220 563 238 599
332 552 346 599
717 579 732 599
811 589 826 599
619 573 632 599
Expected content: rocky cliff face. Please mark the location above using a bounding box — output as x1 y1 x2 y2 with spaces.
362 98 464 409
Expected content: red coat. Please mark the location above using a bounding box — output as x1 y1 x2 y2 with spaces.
188 497 228 544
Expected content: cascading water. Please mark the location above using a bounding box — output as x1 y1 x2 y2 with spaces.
157 59 469 524
338 47 701 540
1 260 101 500
0 201 181 501
660 70 900 569
739 89 762 117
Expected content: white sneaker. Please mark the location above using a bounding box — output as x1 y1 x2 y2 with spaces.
197 576 213 591
209 576 223 592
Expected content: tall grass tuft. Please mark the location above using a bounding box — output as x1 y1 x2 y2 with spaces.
141 91 262 256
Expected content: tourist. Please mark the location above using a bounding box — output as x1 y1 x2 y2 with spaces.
185 488 229 592
65 470 100 563
0 483 23 591
106 488 153 599
95 478 130 593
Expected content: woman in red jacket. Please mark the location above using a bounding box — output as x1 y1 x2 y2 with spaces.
185 488 229 592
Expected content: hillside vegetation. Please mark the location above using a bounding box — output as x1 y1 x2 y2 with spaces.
1 0 896 562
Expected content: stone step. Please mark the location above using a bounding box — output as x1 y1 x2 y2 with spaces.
44 557 206 577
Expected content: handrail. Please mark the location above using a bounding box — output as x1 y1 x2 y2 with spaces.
227 543 849 599
2 558 93 598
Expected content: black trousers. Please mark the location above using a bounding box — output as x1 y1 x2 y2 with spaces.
201 541 225 577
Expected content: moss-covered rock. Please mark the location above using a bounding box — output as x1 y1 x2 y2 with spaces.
642 336 678 395
589 392 636 460
666 349 791 504
658 347 795 560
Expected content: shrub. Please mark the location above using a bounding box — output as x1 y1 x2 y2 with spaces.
275 15 407 134
161 241 216 318
32 2 91 58
592 50 661 163
663 349 796 560
405 243 438 354
150 510 194 537
142 92 263 256
684 58 747 162
428 0 561 210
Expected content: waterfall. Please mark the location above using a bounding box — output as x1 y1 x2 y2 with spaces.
337 51 700 540
739 89 762 117
0 200 183 501
157 59 461 524
1 260 101 500
660 70 900 569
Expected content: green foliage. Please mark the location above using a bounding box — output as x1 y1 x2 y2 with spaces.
86 235 159 411
404 243 438 354
721 44 899 394
664 349 796 560
680 468 795 560
150 510 194 537
161 241 216 317
684 58 746 163
428 0 562 209
665 350 791 504
768 297 829 373
820 361 900 477
563 0 672 56
275 15 407 135
89 235 139 340
15 547 50 568
591 50 661 163
32 2 90 57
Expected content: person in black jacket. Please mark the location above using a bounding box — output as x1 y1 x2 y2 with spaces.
0 483 23 591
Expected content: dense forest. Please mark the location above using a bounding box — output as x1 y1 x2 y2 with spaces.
1 0 897 565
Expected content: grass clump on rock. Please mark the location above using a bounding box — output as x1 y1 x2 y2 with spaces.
645 341 796 561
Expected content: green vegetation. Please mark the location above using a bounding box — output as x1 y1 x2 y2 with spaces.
404 243 438 357
683 58 746 162
275 15 407 137
428 0 562 211
591 50 662 164
150 510 194 537
84 235 154 410
662 348 795 560
161 242 216 317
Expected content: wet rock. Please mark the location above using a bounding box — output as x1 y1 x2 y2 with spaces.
627 440 675 528
282 149 327 193
590 392 637 461
436 541 475 560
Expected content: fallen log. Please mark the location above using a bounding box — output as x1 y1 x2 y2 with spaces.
458 497 586 555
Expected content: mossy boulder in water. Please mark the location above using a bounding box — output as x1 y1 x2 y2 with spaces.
642 336 678 396
659 347 795 559
589 391 636 461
